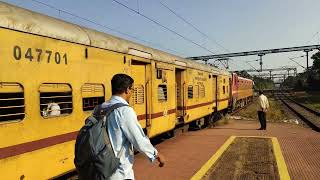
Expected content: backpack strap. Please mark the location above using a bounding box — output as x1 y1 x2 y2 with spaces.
98 103 129 158
103 103 128 124
92 103 128 123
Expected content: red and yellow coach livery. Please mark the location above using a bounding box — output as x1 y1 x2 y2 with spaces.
0 2 253 179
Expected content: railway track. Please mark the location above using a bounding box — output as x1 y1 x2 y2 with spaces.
275 92 320 132
230 100 254 116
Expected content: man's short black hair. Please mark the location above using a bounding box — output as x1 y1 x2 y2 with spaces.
259 90 263 95
111 74 134 95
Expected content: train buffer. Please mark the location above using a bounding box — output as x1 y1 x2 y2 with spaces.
134 120 320 180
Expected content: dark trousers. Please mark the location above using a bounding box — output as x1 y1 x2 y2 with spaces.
258 111 266 129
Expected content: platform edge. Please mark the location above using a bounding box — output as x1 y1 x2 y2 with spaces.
190 135 235 180
272 137 291 180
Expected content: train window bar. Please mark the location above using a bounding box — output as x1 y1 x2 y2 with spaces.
81 83 105 111
194 85 199 99
39 83 73 118
158 84 167 102
188 85 193 99
133 84 144 104
0 83 25 122
199 84 205 98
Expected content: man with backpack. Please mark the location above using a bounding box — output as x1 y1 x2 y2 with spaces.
75 73 165 180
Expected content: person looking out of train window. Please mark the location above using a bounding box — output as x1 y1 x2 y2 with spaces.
48 102 61 116
43 101 61 116
104 73 165 180
257 90 269 130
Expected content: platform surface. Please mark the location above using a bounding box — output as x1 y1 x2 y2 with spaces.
133 120 320 180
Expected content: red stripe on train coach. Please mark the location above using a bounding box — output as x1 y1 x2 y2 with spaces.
0 131 78 159
0 109 176 159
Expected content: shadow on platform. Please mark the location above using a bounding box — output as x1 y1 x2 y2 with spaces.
212 127 257 131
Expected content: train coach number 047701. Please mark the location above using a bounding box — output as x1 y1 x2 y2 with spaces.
12 45 68 65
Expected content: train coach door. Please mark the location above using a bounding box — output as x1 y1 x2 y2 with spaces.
175 68 185 123
212 75 218 109
130 60 149 129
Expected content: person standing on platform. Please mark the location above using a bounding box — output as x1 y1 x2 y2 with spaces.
257 90 269 130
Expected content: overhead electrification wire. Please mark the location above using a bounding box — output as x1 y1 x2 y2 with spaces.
157 0 253 71
31 0 246 70
111 0 216 54
136 0 140 14
306 31 320 45
156 0 250 71
288 56 306 69
112 0 249 71
245 60 259 72
29 0 187 56
230 60 250 71
157 0 230 53
158 0 250 70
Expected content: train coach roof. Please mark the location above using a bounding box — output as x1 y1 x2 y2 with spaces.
0 2 229 75
238 76 253 81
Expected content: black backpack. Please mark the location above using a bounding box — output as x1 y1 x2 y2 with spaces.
74 103 128 180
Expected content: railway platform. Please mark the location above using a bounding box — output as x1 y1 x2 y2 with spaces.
133 120 320 180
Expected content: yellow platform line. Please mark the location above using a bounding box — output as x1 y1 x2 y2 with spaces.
190 136 236 180
235 135 272 138
190 136 291 180
272 137 291 180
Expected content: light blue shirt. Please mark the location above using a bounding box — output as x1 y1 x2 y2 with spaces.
102 95 158 180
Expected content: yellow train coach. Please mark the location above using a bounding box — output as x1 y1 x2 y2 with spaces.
0 2 231 179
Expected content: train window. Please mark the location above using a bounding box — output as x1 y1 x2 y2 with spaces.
188 85 193 99
223 86 226 94
194 85 199 98
0 83 25 122
158 84 167 102
39 83 73 118
82 83 105 111
133 84 144 104
199 84 205 98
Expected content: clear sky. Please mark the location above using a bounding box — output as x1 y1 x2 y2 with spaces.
3 0 320 77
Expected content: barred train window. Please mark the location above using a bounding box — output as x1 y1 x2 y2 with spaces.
40 83 72 117
133 84 144 104
199 84 205 98
0 83 25 122
158 84 167 102
194 85 199 98
188 85 193 99
82 83 105 111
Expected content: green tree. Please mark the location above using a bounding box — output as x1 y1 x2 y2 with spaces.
283 76 297 88
252 76 274 90
309 51 320 90
311 51 320 70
